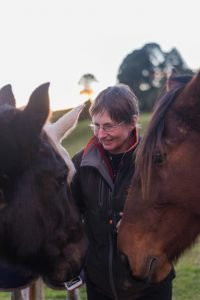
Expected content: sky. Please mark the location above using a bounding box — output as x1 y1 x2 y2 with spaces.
0 0 199 110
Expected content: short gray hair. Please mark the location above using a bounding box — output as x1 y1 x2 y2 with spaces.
89 84 139 123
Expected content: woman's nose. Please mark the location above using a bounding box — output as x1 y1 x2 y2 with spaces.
97 127 107 139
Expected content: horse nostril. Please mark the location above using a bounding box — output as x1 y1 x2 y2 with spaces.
119 251 134 278
147 257 158 283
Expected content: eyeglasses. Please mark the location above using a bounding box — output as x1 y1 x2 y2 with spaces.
89 121 124 133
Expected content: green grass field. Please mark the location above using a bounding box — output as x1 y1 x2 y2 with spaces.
1 114 199 299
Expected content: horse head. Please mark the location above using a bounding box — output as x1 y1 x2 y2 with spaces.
118 70 200 283
0 84 87 285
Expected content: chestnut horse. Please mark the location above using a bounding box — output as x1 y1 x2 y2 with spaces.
0 84 87 289
118 70 200 283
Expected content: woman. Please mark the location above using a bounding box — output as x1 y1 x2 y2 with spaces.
72 84 174 300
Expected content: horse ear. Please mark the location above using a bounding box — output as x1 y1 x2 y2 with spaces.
0 84 16 107
23 83 50 135
45 104 84 143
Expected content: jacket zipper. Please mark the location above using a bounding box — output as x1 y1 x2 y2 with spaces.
108 188 119 300
98 179 103 208
108 155 127 300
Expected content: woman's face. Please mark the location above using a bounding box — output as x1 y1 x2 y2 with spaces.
92 111 136 154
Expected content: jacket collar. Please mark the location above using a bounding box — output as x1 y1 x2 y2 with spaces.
81 128 139 185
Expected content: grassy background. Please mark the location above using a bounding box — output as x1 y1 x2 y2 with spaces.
1 113 199 299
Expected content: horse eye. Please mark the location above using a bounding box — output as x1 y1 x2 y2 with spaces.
153 151 167 165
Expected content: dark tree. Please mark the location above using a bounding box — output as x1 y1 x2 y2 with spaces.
117 43 193 111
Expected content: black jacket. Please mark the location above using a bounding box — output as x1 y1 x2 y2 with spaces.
72 133 175 299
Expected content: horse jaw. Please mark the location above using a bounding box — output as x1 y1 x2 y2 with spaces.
44 104 84 183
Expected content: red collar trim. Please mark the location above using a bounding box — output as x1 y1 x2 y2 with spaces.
83 136 98 157
82 136 113 178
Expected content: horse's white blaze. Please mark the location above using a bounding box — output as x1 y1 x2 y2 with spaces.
45 104 84 183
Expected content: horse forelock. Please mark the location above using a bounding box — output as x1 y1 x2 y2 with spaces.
134 77 191 200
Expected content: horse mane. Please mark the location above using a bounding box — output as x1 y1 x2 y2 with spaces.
134 75 193 200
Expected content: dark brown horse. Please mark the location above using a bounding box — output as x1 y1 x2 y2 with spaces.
0 84 87 288
118 70 200 283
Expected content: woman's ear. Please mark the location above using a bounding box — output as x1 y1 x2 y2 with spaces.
128 115 138 132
